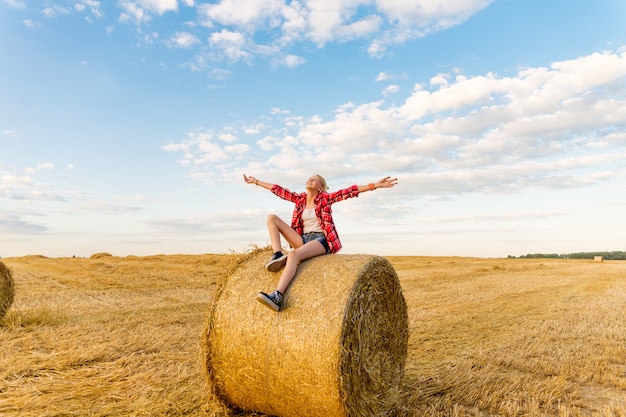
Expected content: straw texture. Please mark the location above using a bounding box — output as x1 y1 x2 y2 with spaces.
1 261 15 319
203 250 408 417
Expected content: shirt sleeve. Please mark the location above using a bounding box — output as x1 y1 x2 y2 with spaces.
326 185 360 204
271 184 302 203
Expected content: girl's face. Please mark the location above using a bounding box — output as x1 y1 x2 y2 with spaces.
306 176 322 191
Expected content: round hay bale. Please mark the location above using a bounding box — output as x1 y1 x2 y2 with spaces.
90 252 113 259
1 261 15 319
203 251 409 417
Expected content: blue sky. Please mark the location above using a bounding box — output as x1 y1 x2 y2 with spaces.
1 0 625 258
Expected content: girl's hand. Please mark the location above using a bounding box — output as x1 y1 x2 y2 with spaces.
376 176 398 189
243 174 257 185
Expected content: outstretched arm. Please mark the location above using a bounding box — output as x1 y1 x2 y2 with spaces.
243 174 273 191
357 176 398 193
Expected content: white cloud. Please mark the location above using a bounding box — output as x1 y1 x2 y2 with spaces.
2 129 18 139
163 130 252 172
167 31 200 48
208 29 251 62
43 5 72 18
0 214 47 233
36 163 54 171
298 100 399 151
10 0 496 65
42 8 55 17
5 0 26 9
166 49 626 195
0 174 33 189
279 1 307 43
367 39 387 58
303 0 382 45
135 0 178 14
190 0 494 64
363 0 494 57
24 163 53 175
382 84 400 96
142 32 159 45
430 73 449 87
270 107 290 114
118 1 150 24
273 54 306 68
0 168 68 204
196 140 228 162
117 0 177 24
225 143 250 155
198 0 283 29
376 72 392 81
219 133 237 142
75 0 104 19
376 0 492 27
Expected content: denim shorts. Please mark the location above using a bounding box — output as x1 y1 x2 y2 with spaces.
302 232 330 254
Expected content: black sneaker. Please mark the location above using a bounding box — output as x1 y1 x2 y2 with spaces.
256 290 283 312
264 252 287 272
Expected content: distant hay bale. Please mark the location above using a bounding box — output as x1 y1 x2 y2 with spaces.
1 261 15 319
22 254 48 259
594 256 604 262
90 252 113 259
203 251 409 417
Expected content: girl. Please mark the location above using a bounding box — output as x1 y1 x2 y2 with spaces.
243 173 397 311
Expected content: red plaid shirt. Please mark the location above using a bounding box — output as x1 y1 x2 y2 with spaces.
271 184 360 254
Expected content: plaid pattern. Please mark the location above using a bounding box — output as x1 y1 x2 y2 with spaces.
271 184 360 254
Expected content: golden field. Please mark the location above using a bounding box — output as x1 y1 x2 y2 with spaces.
1 252 625 416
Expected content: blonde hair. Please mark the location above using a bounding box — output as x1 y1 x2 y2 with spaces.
314 174 329 191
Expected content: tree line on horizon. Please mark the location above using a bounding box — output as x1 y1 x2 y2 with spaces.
508 251 626 260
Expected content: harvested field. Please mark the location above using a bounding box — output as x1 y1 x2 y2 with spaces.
1 253 625 416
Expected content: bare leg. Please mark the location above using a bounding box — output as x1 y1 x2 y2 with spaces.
266 214 302 253
276 240 326 294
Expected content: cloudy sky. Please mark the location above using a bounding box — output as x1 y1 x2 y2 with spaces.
1 0 625 258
